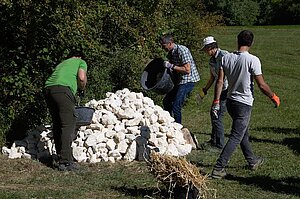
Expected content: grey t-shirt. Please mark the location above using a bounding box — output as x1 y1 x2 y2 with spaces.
221 51 262 106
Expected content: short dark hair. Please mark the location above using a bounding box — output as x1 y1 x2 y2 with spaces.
237 30 254 47
159 33 174 44
68 49 84 59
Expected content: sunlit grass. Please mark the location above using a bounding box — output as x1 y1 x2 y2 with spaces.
0 26 299 199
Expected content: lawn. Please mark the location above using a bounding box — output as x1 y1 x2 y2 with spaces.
0 26 299 199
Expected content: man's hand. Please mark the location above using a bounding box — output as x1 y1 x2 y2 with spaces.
164 61 174 71
211 100 220 119
78 90 85 100
271 93 280 108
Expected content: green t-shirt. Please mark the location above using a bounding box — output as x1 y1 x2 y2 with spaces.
45 57 87 95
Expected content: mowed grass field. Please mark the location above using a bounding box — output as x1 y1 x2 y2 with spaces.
0 26 299 199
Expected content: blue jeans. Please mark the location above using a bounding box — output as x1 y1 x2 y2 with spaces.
210 90 227 149
163 82 195 124
214 99 257 170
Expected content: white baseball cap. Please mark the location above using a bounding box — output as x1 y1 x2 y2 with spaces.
201 36 216 50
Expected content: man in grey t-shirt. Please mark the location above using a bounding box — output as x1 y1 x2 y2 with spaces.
210 30 280 179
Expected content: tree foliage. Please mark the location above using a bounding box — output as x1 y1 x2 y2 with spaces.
202 0 300 25
0 0 219 145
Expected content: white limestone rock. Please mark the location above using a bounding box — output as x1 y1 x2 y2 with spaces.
124 141 137 161
1 88 195 163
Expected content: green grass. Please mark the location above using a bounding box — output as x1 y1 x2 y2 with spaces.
1 26 300 199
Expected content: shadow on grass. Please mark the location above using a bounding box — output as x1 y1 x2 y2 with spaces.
282 137 300 155
112 186 168 198
249 136 300 155
226 175 300 197
252 126 300 135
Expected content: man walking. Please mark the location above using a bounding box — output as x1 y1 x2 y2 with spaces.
160 33 200 124
211 30 280 178
200 36 229 151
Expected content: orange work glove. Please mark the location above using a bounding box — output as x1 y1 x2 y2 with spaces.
271 93 280 108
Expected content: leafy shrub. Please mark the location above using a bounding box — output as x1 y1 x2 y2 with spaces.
0 0 218 146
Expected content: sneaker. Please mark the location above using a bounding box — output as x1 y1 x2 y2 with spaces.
58 161 80 171
211 168 227 179
249 157 264 171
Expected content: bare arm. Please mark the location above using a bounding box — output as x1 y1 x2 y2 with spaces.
77 68 87 91
173 63 191 74
213 68 224 102
254 74 274 98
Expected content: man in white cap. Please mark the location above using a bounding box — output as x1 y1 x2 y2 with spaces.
199 36 229 152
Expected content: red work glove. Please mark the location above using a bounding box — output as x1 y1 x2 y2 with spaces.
271 93 280 108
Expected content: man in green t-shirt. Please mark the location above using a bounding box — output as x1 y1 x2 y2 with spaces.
44 50 87 171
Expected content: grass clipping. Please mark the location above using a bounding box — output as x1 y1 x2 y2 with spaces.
148 152 215 199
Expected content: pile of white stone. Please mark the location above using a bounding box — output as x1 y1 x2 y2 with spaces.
2 88 195 163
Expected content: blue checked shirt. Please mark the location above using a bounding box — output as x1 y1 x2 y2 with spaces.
167 44 200 84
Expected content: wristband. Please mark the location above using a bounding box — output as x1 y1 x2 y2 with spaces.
213 99 220 104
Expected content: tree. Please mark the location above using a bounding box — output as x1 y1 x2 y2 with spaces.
0 0 219 146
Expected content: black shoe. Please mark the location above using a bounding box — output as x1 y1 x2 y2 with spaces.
51 154 60 168
58 161 80 171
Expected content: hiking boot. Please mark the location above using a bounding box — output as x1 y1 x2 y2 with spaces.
58 161 80 171
249 157 264 171
211 168 227 179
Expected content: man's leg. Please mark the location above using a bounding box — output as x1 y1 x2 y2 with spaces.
163 86 178 117
172 82 195 124
44 88 62 156
210 98 226 149
214 99 252 170
50 87 76 162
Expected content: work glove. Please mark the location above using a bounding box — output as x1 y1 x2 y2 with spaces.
211 100 220 119
271 93 280 108
164 61 174 71
78 90 85 100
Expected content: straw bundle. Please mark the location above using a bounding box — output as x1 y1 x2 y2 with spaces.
148 152 216 199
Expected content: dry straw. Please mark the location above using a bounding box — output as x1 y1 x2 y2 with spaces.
148 152 216 199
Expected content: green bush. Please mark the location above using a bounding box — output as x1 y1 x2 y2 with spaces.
0 0 218 146
209 0 260 26
202 0 300 25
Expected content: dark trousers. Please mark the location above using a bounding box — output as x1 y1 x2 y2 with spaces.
210 90 227 149
44 86 76 162
214 99 257 170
